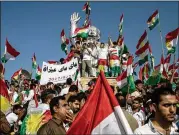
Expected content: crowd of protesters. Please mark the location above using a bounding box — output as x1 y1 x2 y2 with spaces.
0 39 179 135
0 71 179 134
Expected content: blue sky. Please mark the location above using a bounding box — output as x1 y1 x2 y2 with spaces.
1 1 178 80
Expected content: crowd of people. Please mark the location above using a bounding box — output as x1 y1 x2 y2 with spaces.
0 69 179 134
60 39 129 78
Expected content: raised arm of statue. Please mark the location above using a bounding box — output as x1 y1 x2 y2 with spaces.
70 12 81 38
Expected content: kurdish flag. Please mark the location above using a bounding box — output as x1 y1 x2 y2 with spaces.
136 30 148 49
1 39 20 63
11 68 22 80
0 79 11 115
82 2 91 15
67 71 133 134
74 24 89 39
165 28 179 54
147 10 159 30
61 29 69 54
117 36 128 54
20 109 52 135
116 56 135 94
35 65 42 80
32 53 37 69
135 41 151 66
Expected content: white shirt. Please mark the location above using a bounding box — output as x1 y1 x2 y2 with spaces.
22 89 34 104
97 46 108 59
12 91 18 103
133 111 144 127
6 112 22 126
60 86 70 96
83 48 92 60
134 119 179 135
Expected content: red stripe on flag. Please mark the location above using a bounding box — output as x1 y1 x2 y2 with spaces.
136 30 147 49
147 10 158 23
116 70 127 82
0 79 10 101
165 28 179 42
135 41 149 55
6 39 20 57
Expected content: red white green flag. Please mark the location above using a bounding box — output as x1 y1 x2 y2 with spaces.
35 65 42 80
32 53 37 69
165 28 179 54
147 10 159 30
11 68 22 80
61 29 69 54
116 56 135 94
119 14 124 35
1 39 20 63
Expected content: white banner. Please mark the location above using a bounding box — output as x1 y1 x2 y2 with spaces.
40 58 78 85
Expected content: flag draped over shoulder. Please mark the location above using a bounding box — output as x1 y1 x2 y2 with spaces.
20 110 52 135
32 53 37 69
11 68 22 80
67 71 133 134
1 39 20 63
165 28 179 54
0 79 11 114
147 10 159 30
61 29 69 54
116 56 135 94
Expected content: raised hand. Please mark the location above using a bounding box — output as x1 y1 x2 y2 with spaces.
70 12 81 24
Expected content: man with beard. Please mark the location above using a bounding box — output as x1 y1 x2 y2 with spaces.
67 95 80 117
134 87 178 134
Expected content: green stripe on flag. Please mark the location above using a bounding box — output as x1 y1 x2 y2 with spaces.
20 114 30 135
76 33 88 39
167 46 176 54
139 55 148 66
148 18 159 30
1 56 8 63
121 75 135 95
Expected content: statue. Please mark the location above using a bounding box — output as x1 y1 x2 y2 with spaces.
70 12 100 44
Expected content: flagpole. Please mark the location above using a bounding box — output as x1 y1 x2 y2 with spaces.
157 20 165 56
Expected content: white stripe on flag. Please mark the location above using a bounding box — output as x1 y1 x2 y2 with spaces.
91 106 133 134
117 78 127 89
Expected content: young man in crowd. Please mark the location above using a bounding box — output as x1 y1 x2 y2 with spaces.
37 96 74 135
77 92 87 109
6 105 25 131
134 87 178 134
96 42 109 76
65 85 78 102
81 42 93 77
60 78 73 96
132 97 145 127
108 41 120 77
67 95 80 117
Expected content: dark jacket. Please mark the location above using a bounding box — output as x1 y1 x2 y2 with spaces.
0 111 11 135
37 117 66 135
